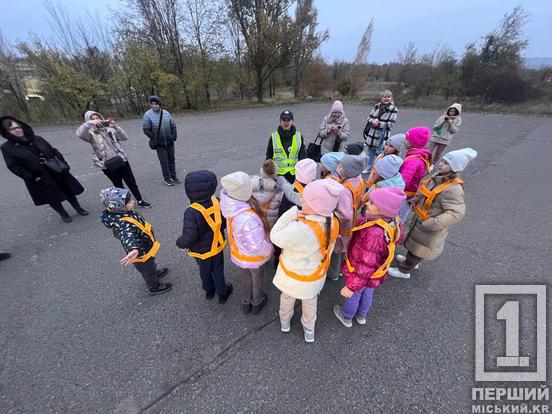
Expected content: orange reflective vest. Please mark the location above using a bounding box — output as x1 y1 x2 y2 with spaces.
293 181 304 194
227 209 269 263
414 177 464 221
118 216 161 263
187 196 227 259
403 154 431 197
279 215 340 282
341 176 365 234
345 218 399 279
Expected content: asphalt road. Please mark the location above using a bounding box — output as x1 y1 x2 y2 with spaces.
0 103 550 413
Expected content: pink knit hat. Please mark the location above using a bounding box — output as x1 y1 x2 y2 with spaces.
369 187 406 218
330 100 344 113
405 126 430 148
302 179 344 217
295 158 317 184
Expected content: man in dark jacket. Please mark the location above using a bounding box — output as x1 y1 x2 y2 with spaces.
266 110 306 184
142 96 179 186
176 170 233 303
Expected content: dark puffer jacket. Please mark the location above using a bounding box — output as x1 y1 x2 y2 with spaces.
176 170 226 255
101 209 154 257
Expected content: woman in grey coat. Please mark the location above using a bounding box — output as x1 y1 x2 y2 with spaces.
142 96 179 186
318 100 350 155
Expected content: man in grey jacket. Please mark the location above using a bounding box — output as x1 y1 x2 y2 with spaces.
142 96 179 186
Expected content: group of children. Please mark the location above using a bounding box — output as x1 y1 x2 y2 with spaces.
99 101 475 343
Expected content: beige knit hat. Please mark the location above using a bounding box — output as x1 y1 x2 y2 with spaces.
221 171 253 201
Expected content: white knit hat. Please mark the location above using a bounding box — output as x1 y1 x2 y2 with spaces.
375 154 403 179
220 171 253 201
442 148 478 172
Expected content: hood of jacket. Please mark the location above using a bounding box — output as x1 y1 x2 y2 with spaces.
185 170 218 204
84 111 104 122
0 116 35 142
406 148 431 160
446 103 462 116
220 189 252 219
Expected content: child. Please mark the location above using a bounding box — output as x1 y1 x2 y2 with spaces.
327 154 367 281
398 126 432 224
220 171 274 314
365 133 405 188
320 151 344 179
271 179 343 343
251 159 283 227
344 142 365 156
362 90 398 172
334 187 406 327
176 170 233 303
276 158 318 212
389 148 477 279
100 187 172 295
367 155 405 192
429 103 462 165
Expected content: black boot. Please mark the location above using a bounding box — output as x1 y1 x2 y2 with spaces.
251 292 268 315
218 284 233 304
149 283 173 296
0 253 11 261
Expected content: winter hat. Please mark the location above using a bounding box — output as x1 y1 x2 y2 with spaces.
260 159 277 178
295 158 317 184
221 171 253 202
330 100 344 114
339 154 369 178
149 95 161 105
442 148 478 172
100 187 130 211
386 133 406 153
375 154 403 179
320 152 344 173
302 179 344 217
369 187 406 218
344 142 364 155
405 126 430 148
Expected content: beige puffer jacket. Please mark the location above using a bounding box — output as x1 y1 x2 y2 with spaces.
430 103 462 145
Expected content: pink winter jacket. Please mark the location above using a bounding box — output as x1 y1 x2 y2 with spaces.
400 148 432 197
341 214 393 291
220 190 273 269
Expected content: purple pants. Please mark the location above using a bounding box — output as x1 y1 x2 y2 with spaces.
342 287 374 320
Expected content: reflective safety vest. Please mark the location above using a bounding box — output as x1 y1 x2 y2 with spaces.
272 131 302 175
293 181 304 194
403 154 431 197
414 177 464 221
227 209 269 263
341 176 365 234
345 218 399 279
187 196 227 259
119 216 160 263
279 215 340 282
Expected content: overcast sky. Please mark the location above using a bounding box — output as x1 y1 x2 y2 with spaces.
1 0 550 63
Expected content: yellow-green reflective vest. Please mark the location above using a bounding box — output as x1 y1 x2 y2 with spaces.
271 131 302 175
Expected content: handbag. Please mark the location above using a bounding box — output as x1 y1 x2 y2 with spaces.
149 109 164 150
306 133 322 162
41 157 69 174
104 131 126 171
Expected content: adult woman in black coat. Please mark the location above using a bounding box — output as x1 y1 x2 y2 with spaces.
0 116 88 223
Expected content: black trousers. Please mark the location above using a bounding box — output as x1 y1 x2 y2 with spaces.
133 257 160 289
49 194 81 216
195 251 226 296
156 145 176 180
103 162 143 201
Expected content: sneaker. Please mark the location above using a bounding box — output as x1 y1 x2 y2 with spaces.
0 252 11 261
251 292 268 315
75 208 89 216
355 315 367 325
137 200 152 208
395 255 419 270
333 304 353 328
170 177 181 184
388 267 411 279
164 179 175 186
304 328 315 343
157 267 169 278
149 283 173 295
218 284 233 304
280 319 291 333
61 215 73 223
241 301 252 314
205 290 215 300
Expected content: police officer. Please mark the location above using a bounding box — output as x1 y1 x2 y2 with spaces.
265 110 306 184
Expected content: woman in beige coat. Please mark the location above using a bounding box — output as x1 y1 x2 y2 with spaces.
429 103 462 165
388 148 477 279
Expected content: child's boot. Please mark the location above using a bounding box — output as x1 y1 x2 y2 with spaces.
280 319 291 333
333 304 353 328
251 292 268 315
303 328 315 343
394 255 419 270
149 283 173 296
218 284 233 304
388 267 411 279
